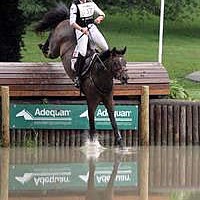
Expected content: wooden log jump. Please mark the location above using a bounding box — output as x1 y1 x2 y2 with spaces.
0 62 170 97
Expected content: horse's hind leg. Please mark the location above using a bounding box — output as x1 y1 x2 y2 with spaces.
39 32 52 57
103 97 124 148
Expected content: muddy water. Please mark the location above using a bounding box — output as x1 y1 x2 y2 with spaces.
0 146 200 200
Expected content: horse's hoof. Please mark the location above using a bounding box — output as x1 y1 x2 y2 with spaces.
42 51 49 58
38 43 44 50
89 136 94 142
118 139 124 150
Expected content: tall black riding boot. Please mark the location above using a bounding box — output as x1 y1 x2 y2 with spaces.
74 53 85 88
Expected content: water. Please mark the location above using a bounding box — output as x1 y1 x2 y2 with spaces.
1 145 200 200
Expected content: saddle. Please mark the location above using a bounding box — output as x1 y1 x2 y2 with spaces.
82 52 107 77
81 53 98 77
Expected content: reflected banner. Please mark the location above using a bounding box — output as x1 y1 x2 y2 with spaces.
10 104 138 130
9 162 138 191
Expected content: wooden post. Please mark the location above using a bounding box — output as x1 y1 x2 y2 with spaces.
0 148 10 200
139 146 149 200
1 86 10 147
140 86 149 145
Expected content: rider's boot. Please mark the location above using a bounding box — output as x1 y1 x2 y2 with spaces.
74 53 85 88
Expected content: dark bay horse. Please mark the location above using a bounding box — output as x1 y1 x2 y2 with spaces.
35 3 129 148
86 157 121 200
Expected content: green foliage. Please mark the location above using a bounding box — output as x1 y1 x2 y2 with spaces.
0 0 26 61
18 0 200 23
170 192 200 200
97 0 200 22
169 80 191 100
170 192 190 200
24 132 38 147
24 136 37 147
185 193 200 200
164 0 200 21
19 0 47 21
19 0 65 23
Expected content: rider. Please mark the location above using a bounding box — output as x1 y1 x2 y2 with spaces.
70 0 109 87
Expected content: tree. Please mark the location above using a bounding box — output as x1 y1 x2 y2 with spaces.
96 0 200 21
19 0 63 23
19 0 200 22
163 0 200 21
0 0 26 61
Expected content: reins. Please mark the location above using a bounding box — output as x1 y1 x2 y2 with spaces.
60 43 75 59
89 58 112 95
60 25 93 59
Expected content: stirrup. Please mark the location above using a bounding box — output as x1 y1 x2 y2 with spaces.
74 77 80 88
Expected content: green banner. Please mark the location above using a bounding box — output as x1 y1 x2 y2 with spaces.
9 162 138 191
10 104 138 130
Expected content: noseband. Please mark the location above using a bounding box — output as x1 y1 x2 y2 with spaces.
109 56 127 81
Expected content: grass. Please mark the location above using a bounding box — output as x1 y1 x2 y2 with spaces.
21 12 200 100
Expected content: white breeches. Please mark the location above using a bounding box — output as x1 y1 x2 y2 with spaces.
75 24 109 57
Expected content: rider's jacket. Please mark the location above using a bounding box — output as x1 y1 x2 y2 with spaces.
70 0 105 27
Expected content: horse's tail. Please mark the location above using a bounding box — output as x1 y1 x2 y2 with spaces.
34 2 69 34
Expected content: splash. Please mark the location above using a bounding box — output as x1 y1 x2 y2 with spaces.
115 146 138 155
80 138 106 159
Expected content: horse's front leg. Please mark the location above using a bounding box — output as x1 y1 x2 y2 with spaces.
103 96 124 148
87 100 98 142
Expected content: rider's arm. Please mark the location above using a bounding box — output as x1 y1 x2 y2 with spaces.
93 3 105 24
69 3 88 34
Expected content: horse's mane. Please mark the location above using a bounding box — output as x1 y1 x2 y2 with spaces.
34 2 69 34
99 47 127 61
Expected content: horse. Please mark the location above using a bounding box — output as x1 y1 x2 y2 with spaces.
85 157 121 200
34 3 129 148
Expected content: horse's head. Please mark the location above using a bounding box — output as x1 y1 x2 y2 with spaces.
100 47 129 84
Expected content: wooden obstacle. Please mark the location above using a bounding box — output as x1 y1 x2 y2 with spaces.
0 62 169 97
150 99 200 146
0 61 171 146
4 99 199 147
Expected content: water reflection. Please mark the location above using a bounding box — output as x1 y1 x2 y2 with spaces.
1 146 200 200
0 148 9 200
85 157 121 200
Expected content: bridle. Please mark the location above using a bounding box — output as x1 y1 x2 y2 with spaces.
88 54 126 95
